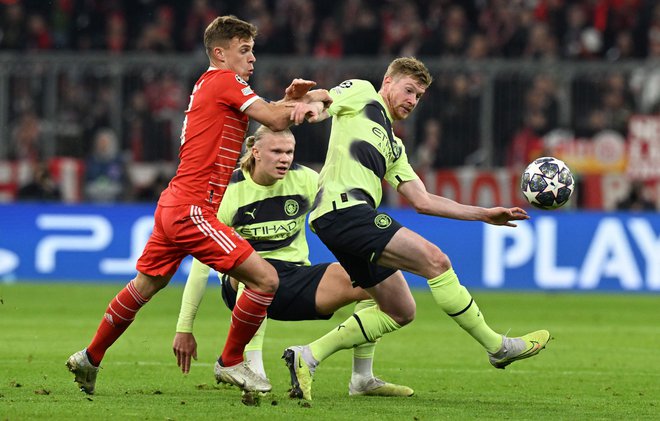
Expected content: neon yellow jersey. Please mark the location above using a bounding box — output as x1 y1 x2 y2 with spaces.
309 79 418 222
218 164 319 265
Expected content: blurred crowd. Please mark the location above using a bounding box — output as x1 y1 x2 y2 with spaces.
2 0 660 206
2 0 659 59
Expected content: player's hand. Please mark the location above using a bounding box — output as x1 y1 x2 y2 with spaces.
485 206 529 227
173 332 198 374
284 78 316 100
290 102 322 125
302 89 332 108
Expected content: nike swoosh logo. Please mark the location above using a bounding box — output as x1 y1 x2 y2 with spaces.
519 340 541 358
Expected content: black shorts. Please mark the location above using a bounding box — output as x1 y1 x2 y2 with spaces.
310 205 401 289
221 259 333 321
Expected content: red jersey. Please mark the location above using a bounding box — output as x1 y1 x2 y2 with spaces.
159 68 259 212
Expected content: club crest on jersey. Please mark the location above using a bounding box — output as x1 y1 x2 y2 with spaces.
284 199 299 216
332 80 353 95
374 213 392 229
235 74 249 86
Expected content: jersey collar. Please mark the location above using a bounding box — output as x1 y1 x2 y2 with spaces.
376 93 394 123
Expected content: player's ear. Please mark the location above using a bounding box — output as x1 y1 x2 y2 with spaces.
381 75 393 90
214 46 224 62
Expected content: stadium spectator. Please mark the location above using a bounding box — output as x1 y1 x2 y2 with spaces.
412 118 441 172
50 0 75 49
10 111 43 161
438 73 482 166
601 73 634 135
381 1 422 56
561 3 590 59
0 1 27 49
616 179 657 211
313 17 343 58
182 0 217 51
16 161 61 201
630 17 660 113
2 0 658 60
524 21 559 60
173 125 413 397
105 11 127 52
605 30 636 61
25 13 53 50
465 33 491 59
133 172 170 202
506 110 550 169
477 0 516 56
341 0 380 55
143 72 187 160
66 15 329 396
283 57 549 401
55 75 88 157
289 0 316 55
124 90 160 162
84 128 126 203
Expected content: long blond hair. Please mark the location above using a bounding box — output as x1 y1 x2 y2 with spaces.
240 126 294 173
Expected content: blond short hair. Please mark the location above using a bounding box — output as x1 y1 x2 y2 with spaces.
384 57 433 88
204 15 257 58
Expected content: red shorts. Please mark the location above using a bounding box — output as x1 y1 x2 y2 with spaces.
136 204 253 277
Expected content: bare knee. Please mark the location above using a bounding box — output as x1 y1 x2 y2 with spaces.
425 246 452 277
253 264 278 294
231 254 279 294
133 273 170 299
262 268 278 294
385 302 416 326
391 308 415 326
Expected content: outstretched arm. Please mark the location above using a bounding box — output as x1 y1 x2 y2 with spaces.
246 88 332 130
290 99 331 125
398 178 529 227
173 258 211 374
283 78 317 101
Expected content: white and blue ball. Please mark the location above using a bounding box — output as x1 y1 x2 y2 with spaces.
521 157 575 210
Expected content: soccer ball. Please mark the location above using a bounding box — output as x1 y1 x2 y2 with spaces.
521 157 575 210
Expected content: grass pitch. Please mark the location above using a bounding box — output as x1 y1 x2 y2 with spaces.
1 283 658 420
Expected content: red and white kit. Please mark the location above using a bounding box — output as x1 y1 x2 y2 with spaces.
138 68 259 276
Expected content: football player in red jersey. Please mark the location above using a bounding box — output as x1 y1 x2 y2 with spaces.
66 15 330 395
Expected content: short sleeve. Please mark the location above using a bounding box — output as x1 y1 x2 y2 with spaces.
217 183 236 225
215 72 260 112
327 79 376 117
302 166 320 203
385 142 419 189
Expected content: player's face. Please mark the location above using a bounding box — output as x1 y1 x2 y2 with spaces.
218 36 256 81
382 75 426 121
252 134 296 185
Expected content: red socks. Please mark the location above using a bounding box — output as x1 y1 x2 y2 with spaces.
86 280 148 366
220 288 274 367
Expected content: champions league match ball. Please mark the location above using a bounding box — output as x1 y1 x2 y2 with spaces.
521 157 575 210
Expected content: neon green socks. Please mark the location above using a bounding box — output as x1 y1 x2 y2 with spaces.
352 299 378 377
310 304 400 363
427 269 502 353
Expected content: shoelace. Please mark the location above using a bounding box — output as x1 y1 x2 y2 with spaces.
241 362 268 383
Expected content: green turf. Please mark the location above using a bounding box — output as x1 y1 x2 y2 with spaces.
1 283 658 420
